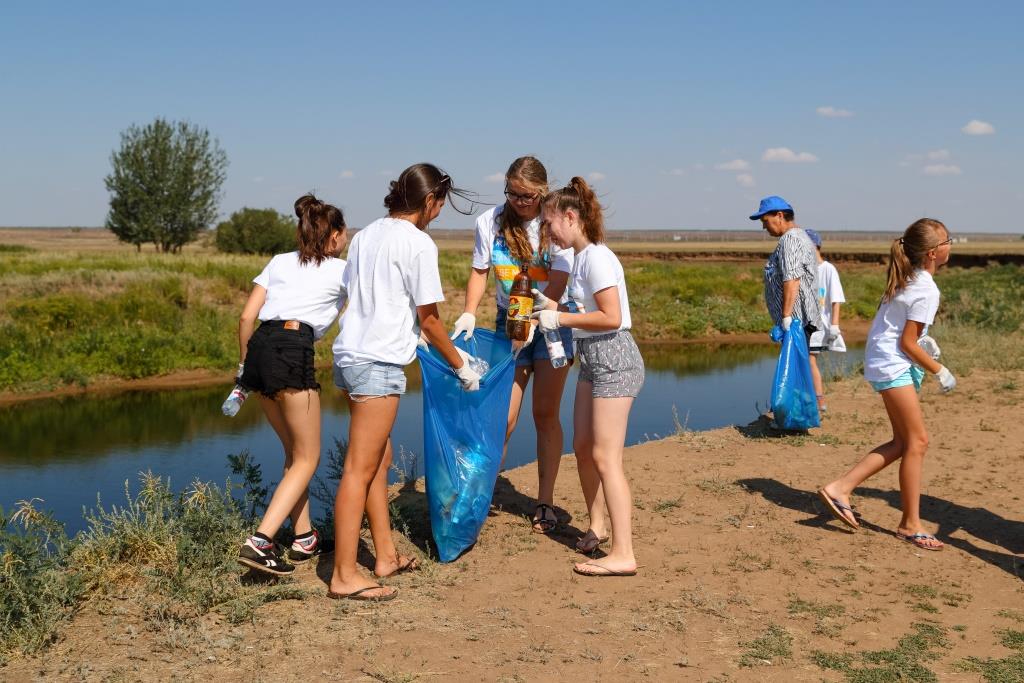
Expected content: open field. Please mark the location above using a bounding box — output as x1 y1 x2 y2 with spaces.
2 369 1022 681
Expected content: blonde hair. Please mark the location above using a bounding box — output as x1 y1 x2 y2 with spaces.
882 218 948 303
543 176 605 244
498 156 549 264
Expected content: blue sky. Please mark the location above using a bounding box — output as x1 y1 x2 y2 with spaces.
1 2 1020 232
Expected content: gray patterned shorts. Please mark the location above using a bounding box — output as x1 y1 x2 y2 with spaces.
576 330 645 398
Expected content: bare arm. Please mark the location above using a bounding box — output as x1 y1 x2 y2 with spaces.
831 302 841 326
543 269 570 303
782 278 799 319
899 320 942 374
557 286 621 332
462 267 489 315
418 303 464 368
238 285 267 363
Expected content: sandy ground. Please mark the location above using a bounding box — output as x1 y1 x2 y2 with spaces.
4 370 1023 682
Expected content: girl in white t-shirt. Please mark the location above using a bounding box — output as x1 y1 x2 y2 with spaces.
803 228 847 412
818 218 956 552
450 156 576 536
235 194 348 576
328 164 481 602
533 177 644 577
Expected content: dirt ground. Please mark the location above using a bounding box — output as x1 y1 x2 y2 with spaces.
4 369 1023 682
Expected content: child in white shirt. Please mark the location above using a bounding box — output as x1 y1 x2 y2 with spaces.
818 218 956 552
803 229 846 412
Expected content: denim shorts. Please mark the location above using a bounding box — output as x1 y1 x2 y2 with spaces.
576 330 645 398
495 307 575 368
334 361 407 399
869 365 925 393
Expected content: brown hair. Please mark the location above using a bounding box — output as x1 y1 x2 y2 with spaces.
383 163 475 223
543 176 605 244
881 218 948 303
499 156 549 264
294 193 345 266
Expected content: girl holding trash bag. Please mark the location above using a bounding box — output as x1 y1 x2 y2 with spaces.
329 164 481 601
235 194 348 576
533 177 644 577
818 218 955 551
450 156 576 536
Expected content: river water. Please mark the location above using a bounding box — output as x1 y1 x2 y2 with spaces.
0 343 861 533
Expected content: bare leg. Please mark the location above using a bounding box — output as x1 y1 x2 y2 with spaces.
573 380 607 540
256 390 320 538
531 361 571 509
329 394 400 598
499 365 532 470
365 438 416 577
809 353 825 409
575 395 637 575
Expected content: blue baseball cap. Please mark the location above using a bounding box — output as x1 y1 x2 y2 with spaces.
749 195 793 220
803 228 822 247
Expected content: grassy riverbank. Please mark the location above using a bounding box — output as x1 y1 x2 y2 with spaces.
1 242 1022 394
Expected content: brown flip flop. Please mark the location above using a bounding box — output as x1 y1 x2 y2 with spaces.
374 556 420 578
816 488 859 529
326 586 398 601
573 562 637 577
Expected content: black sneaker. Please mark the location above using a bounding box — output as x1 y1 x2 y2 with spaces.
237 537 295 576
287 529 326 564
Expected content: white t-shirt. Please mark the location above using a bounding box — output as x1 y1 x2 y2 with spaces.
809 260 847 348
567 243 632 339
332 217 445 367
863 270 940 382
471 206 574 308
253 252 346 340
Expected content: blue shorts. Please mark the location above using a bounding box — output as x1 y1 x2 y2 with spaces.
495 307 575 368
869 365 925 393
334 361 407 399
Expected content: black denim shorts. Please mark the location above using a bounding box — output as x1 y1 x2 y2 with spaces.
238 320 319 398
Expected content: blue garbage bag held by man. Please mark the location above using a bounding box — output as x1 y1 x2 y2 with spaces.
417 329 515 561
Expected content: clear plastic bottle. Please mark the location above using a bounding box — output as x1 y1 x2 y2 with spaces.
467 355 490 376
544 329 567 368
221 385 249 417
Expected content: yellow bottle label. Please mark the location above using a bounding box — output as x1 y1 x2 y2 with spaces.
507 295 533 320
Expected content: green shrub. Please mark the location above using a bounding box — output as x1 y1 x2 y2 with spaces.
215 207 296 255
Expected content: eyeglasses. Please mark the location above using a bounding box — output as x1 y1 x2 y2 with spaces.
935 237 953 247
504 188 539 204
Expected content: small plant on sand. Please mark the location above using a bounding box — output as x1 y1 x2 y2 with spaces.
956 628 1024 683
811 621 949 682
739 623 792 667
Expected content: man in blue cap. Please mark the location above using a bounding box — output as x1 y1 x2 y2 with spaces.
750 196 820 341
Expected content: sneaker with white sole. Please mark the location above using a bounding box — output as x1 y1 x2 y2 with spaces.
287 529 325 564
237 537 295 576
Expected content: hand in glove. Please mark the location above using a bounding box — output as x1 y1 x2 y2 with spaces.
236 362 245 380
531 309 561 333
827 325 841 344
450 312 476 341
453 348 481 392
782 316 793 332
416 331 429 351
918 335 941 360
530 288 557 312
512 321 536 358
934 365 956 393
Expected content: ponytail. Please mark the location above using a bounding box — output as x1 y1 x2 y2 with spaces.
881 218 948 303
383 163 477 224
544 176 605 244
294 193 346 266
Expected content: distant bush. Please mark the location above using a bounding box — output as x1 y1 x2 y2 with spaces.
0 244 34 253
215 208 296 255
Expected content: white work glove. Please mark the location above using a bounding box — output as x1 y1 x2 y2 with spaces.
531 309 561 333
512 321 536 358
416 331 429 351
453 348 481 392
530 288 557 312
934 365 956 393
918 335 941 360
827 325 840 344
450 312 476 340
782 316 793 332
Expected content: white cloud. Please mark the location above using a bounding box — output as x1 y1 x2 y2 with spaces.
692 163 705 171
736 173 756 188
484 173 504 183
252 176 265 183
923 164 962 176
816 106 854 118
714 159 751 171
762 147 819 163
339 170 355 179
668 168 686 176
927 149 951 161
587 172 607 181
962 119 995 135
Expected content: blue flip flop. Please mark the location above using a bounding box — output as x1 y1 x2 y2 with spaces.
896 532 944 551
817 489 859 529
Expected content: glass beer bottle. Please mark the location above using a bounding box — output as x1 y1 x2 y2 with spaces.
506 263 533 341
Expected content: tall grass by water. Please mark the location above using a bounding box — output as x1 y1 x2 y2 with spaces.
1 247 1021 393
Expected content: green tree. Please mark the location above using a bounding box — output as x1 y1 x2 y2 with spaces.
105 118 228 253
215 208 297 255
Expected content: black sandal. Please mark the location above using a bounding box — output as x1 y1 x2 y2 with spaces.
531 503 557 534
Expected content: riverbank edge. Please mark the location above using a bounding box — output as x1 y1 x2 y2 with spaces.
0 321 871 407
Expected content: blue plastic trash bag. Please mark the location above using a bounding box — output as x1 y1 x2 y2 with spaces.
769 321 821 430
417 329 515 561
